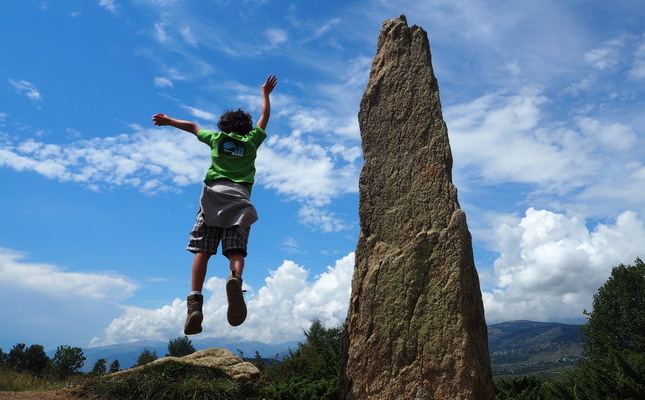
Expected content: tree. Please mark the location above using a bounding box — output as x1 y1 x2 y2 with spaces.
166 336 196 357
91 358 108 375
542 258 645 399
109 359 121 373
24 344 49 375
0 348 6 368
7 343 27 371
52 345 85 379
135 348 158 367
260 318 343 399
581 258 645 358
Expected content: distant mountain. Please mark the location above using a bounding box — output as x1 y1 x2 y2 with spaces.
72 320 583 376
60 338 299 372
487 320 583 378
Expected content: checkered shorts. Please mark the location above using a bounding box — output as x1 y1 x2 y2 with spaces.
186 209 250 258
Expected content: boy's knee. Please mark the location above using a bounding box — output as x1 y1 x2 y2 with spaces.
226 251 245 261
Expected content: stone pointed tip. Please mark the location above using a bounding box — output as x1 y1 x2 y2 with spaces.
398 14 407 24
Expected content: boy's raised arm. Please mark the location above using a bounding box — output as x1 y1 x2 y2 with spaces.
152 114 201 135
256 75 277 131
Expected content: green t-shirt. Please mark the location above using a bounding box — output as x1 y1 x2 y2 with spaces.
196 126 266 185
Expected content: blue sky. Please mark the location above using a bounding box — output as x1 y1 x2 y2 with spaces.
1 0 644 352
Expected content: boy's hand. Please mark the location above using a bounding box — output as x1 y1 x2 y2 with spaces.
262 75 278 96
152 113 170 126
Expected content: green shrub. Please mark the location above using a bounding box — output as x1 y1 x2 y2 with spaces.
81 361 249 400
258 319 342 399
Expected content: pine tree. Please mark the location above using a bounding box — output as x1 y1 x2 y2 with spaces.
108 359 120 373
166 336 196 357
135 348 158 367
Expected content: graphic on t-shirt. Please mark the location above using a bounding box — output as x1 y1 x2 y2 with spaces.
219 138 246 157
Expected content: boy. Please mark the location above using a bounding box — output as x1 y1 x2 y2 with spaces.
152 75 278 334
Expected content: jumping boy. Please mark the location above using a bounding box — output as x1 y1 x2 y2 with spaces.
152 75 278 334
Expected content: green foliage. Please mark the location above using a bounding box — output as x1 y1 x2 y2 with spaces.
495 376 545 400
545 335 645 400
135 348 158 367
81 360 246 400
52 345 86 379
581 258 645 358
166 335 196 357
24 344 49 375
109 359 121 373
92 358 108 375
3 343 50 375
259 318 342 400
6 343 27 371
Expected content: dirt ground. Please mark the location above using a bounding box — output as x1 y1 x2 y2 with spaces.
0 388 88 400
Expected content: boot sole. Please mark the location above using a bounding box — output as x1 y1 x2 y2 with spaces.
226 277 247 326
184 311 203 335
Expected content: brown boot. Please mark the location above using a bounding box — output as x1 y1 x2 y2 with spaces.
226 274 247 326
184 294 203 335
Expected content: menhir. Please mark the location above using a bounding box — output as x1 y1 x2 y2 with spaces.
342 15 495 400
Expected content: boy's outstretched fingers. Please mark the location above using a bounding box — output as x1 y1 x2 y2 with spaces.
262 75 277 93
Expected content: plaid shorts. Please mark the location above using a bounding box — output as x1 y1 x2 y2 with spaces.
186 209 250 258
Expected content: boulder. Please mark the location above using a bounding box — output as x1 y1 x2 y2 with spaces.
342 15 494 400
112 348 259 383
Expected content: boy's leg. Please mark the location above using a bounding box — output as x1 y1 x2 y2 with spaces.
185 208 222 335
226 253 247 327
191 252 212 292
185 252 212 335
228 252 245 279
222 226 250 327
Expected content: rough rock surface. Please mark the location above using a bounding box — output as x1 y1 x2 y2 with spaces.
113 348 260 383
342 15 494 400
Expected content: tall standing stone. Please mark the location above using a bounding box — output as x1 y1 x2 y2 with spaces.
342 16 494 400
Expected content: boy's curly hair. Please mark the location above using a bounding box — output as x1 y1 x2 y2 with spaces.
217 109 253 135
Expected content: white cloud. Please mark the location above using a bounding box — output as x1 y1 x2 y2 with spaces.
584 41 621 70
266 28 287 48
91 253 355 346
313 17 341 39
154 76 173 88
154 20 169 43
99 0 118 14
298 204 352 233
9 79 42 102
180 105 218 122
257 133 359 206
445 89 644 215
0 248 137 301
0 247 138 349
180 26 198 47
483 208 645 323
629 36 645 80
0 129 207 194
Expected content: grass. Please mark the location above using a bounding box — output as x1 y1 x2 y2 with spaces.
79 361 258 400
0 370 80 392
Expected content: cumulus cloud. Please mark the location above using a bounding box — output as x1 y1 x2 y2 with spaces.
256 131 359 208
483 209 645 323
445 88 644 216
0 248 137 301
0 247 137 348
91 253 355 346
0 129 207 193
